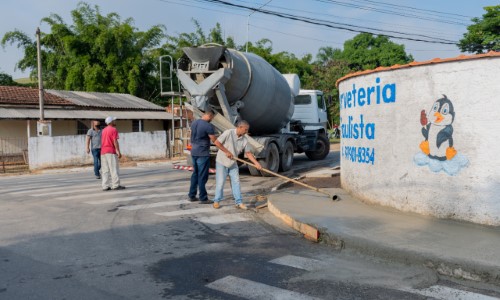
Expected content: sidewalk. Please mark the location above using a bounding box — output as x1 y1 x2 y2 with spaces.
267 172 500 286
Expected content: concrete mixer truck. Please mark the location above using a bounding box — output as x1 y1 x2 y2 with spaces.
164 44 330 176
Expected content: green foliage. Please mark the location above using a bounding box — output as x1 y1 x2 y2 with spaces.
459 5 500 53
163 19 234 62
1 2 166 100
0 72 17 86
303 59 352 125
336 33 413 71
244 39 313 78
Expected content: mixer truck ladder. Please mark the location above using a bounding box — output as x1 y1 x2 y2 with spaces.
160 55 189 158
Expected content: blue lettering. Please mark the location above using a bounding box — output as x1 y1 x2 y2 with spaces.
367 87 375 105
351 84 357 107
383 83 396 103
366 123 375 139
358 88 366 106
359 114 364 139
353 124 359 139
347 92 352 108
376 77 381 104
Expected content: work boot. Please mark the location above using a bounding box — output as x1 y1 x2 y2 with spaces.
235 203 247 210
213 202 220 209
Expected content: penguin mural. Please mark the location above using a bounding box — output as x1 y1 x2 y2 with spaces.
414 95 469 176
419 95 457 161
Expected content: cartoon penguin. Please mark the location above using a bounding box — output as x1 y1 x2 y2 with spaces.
419 95 457 161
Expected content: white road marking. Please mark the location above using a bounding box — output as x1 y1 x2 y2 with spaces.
31 185 142 197
5 184 62 195
84 187 253 205
21 174 190 197
403 285 499 300
56 184 191 200
269 255 324 271
118 200 192 210
85 192 186 205
196 213 251 224
206 275 321 300
155 206 229 217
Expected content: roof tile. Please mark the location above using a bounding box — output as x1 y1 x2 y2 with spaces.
336 51 500 86
0 86 73 106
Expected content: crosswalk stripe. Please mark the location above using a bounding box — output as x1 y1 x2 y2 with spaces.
118 200 192 210
85 187 254 205
24 174 190 196
206 275 321 300
4 184 61 195
85 192 186 205
269 255 324 272
403 285 498 300
155 207 229 217
195 214 251 224
32 185 143 197
56 184 192 200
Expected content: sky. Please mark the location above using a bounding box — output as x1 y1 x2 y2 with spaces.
0 0 498 78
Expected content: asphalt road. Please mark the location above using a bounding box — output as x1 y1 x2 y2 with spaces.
0 151 497 299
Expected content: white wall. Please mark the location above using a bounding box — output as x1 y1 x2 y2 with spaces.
29 131 167 170
338 56 500 226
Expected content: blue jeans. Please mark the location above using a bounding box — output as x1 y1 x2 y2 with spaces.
213 162 242 205
189 156 210 201
91 148 101 177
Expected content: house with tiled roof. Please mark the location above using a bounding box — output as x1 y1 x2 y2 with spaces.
0 86 178 169
0 86 174 138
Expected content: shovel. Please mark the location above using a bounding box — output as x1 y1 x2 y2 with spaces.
233 157 338 201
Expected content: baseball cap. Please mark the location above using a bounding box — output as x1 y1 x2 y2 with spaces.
105 116 117 124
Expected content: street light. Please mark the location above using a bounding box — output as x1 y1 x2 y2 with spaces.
246 0 273 53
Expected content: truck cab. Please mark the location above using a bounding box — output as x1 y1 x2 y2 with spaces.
292 90 328 133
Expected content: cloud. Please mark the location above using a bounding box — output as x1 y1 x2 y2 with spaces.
414 152 469 176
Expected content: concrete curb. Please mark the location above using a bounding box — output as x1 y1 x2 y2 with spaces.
267 200 320 242
267 190 500 286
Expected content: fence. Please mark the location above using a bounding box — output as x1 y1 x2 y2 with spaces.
0 137 28 172
0 137 28 155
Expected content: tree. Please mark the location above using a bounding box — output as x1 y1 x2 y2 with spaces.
163 19 235 61
336 33 413 71
304 33 413 125
1 2 166 99
315 46 342 66
459 5 500 54
0 72 17 86
244 39 313 78
303 59 352 125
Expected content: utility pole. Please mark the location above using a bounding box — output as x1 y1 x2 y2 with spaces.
246 0 273 53
36 27 51 136
36 27 44 121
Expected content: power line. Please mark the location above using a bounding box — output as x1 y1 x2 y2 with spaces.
313 0 470 26
250 24 345 46
353 0 473 19
248 1 460 39
194 0 459 45
250 23 457 53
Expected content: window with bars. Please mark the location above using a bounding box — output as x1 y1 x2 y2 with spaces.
132 120 143 132
77 121 89 135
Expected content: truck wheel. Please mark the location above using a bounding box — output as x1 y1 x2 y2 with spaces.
248 164 261 176
305 134 330 161
279 141 294 172
259 143 280 176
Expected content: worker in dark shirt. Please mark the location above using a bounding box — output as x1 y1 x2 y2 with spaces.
188 111 216 204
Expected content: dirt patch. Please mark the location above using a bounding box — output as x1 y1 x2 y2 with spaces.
287 175 341 190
